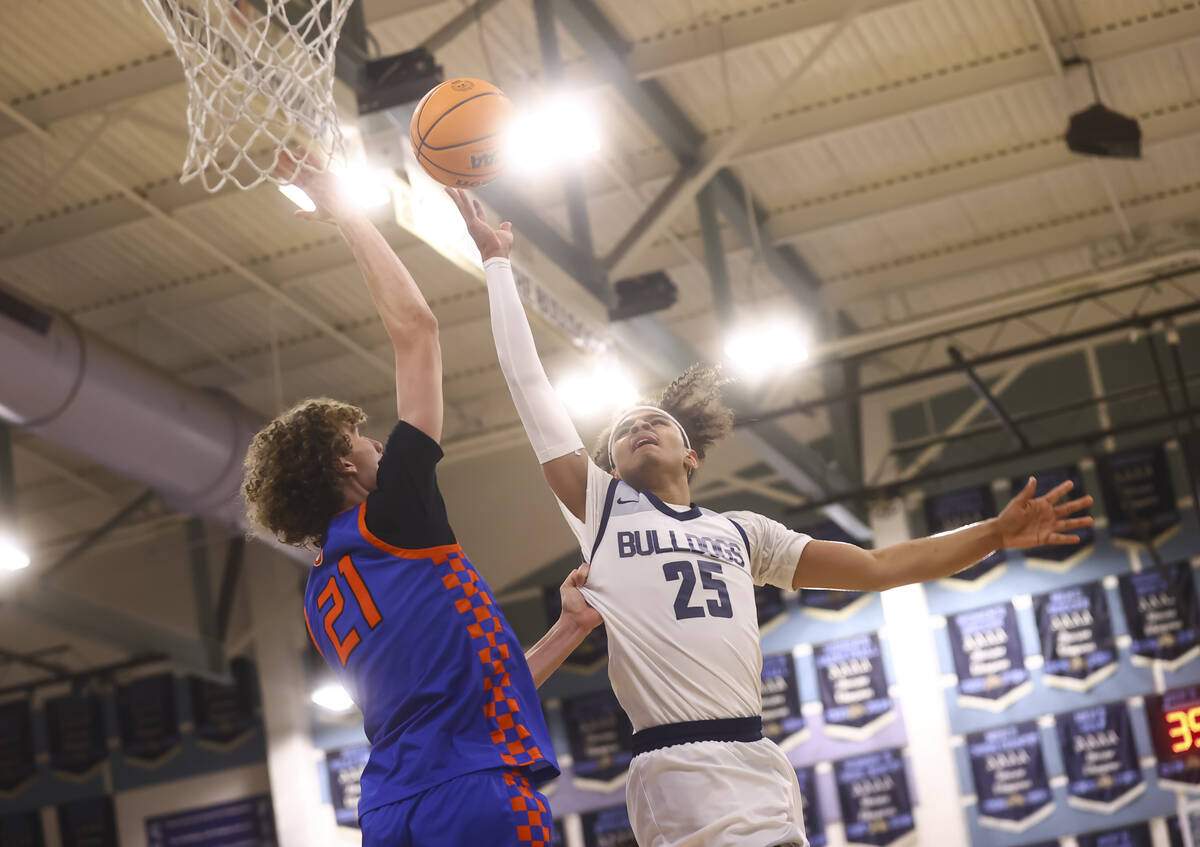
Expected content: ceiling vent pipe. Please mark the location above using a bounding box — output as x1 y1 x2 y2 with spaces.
0 283 308 565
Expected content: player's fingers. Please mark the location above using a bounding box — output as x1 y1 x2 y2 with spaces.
1054 495 1093 515
1056 517 1094 530
444 187 464 212
472 198 487 220
1014 476 1036 503
1045 533 1080 545
499 222 512 232
1040 479 1074 505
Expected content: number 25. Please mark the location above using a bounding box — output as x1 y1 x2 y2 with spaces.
663 560 733 620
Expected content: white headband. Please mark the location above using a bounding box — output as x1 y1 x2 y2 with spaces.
607 405 691 467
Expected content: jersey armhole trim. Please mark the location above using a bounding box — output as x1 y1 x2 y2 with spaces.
729 519 751 561
589 477 620 562
357 504 464 562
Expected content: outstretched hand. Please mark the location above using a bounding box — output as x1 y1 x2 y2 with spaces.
560 563 602 632
445 188 513 261
995 477 1095 550
274 148 358 226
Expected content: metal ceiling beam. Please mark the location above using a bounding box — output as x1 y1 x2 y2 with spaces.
39 488 157 582
946 346 1029 450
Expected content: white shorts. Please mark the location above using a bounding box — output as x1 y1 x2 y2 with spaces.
626 738 808 847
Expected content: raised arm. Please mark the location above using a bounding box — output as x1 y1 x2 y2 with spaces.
445 188 589 519
791 477 1094 591
286 158 442 441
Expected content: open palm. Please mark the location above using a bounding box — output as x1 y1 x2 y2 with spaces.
445 188 513 261
995 477 1095 549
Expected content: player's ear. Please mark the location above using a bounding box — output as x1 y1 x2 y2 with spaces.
684 449 699 472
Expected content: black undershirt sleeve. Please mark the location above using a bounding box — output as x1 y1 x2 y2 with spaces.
362 420 457 550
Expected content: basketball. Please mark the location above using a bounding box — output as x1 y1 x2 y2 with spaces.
409 78 514 188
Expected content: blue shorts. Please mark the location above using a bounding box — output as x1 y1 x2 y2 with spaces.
360 768 553 847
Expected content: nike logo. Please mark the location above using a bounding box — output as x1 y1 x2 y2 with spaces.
617 496 639 504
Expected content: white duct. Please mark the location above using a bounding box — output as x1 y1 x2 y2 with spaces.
0 286 309 565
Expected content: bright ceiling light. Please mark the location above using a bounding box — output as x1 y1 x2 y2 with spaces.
504 95 602 175
0 534 30 572
337 165 392 210
311 683 355 713
724 320 810 378
556 361 638 419
278 183 316 212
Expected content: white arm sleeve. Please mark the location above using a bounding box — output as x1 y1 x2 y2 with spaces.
484 257 584 463
724 510 813 589
556 459 615 561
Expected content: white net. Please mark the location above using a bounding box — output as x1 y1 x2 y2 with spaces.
141 0 354 191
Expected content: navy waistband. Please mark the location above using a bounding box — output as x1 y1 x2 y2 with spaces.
631 716 763 756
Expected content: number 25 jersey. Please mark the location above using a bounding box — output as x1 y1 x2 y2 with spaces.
304 421 558 818
561 460 812 732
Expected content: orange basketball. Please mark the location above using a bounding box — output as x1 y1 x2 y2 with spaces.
410 78 514 188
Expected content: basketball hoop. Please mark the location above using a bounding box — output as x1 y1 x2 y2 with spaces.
140 0 354 190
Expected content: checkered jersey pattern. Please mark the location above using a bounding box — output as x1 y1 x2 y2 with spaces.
503 769 551 846
438 550 546 769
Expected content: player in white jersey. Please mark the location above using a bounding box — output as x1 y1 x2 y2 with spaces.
447 189 1095 847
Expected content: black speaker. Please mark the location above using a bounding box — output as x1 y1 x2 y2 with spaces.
1066 103 1142 159
608 272 678 322
357 47 444 116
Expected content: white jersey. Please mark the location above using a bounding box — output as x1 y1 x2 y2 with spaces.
561 460 811 732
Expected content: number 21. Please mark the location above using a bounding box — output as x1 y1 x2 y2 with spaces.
663 560 733 620
318 555 382 666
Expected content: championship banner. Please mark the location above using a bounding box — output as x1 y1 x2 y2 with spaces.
1076 821 1152 847
1145 685 1200 788
815 633 895 741
834 749 916 847
1118 562 1200 670
581 804 637 847
755 584 787 632
117 673 180 766
562 689 633 791
1055 702 1144 813
946 603 1032 711
761 652 808 750
325 744 370 827
924 486 1006 589
967 721 1054 832
1012 466 1094 569
543 586 608 674
0 699 35 795
145 795 276 847
189 657 256 748
1097 444 1181 548
799 523 871 621
1032 582 1117 691
57 795 117 847
795 766 827 847
45 693 108 778
0 811 44 847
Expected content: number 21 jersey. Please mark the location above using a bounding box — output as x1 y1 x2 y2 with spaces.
561 460 811 732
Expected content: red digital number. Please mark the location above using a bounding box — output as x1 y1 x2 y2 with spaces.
1165 707 1200 754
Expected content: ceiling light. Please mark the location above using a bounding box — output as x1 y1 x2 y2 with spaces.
278 183 316 212
724 321 810 378
311 683 355 713
504 95 602 175
556 361 638 419
0 534 30 572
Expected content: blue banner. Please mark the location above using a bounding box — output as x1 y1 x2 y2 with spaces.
1118 562 1200 668
1012 466 1093 565
761 652 806 748
755 584 787 629
1097 444 1180 547
815 633 894 739
1033 581 1117 690
925 486 1006 586
57 795 117 847
145 794 276 847
947 603 1031 711
1076 821 1152 847
1144 684 1200 786
0 810 44 847
325 744 370 827
189 657 256 747
0 699 35 794
581 804 637 847
46 693 108 777
795 766 826 847
1055 702 1143 812
544 586 607 673
834 749 914 847
562 689 633 789
117 673 180 765
967 721 1054 831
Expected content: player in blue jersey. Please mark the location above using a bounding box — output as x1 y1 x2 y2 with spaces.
241 161 601 847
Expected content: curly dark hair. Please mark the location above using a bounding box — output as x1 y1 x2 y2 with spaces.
592 364 734 477
242 398 366 548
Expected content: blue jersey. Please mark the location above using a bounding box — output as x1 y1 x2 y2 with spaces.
303 421 558 817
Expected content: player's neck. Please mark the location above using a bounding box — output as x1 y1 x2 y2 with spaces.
643 477 692 508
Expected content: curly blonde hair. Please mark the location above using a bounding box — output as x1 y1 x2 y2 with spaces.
242 398 366 548
593 364 734 477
